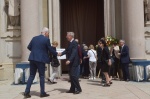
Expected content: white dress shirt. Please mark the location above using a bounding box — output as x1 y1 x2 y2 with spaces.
70 38 74 42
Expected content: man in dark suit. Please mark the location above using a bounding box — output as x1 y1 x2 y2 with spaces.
24 27 58 98
118 40 130 81
61 32 82 94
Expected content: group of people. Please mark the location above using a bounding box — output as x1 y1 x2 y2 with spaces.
23 27 130 98
24 28 82 98
78 39 130 87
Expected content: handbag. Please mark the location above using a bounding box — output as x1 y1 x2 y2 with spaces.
110 56 115 64
51 58 60 67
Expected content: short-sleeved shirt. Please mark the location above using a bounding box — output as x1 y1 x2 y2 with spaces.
88 49 97 62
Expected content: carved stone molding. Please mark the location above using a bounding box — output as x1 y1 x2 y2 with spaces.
5 40 21 58
145 30 150 54
144 26 150 38
0 0 21 38
1 31 21 38
145 21 150 27
145 31 150 37
145 39 150 54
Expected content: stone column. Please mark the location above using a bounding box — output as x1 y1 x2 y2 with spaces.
21 0 40 62
104 0 111 36
115 0 122 39
52 0 61 77
121 0 145 59
48 0 61 77
104 0 116 37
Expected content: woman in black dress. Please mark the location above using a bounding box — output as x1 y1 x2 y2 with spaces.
98 39 112 86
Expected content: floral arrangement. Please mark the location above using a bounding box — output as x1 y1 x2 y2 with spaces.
95 36 119 49
105 36 119 46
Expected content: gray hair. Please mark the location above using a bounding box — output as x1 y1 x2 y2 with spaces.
84 46 88 50
41 27 49 35
67 32 74 38
120 39 125 44
82 44 86 47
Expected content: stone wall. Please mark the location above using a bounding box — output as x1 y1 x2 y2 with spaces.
0 0 21 81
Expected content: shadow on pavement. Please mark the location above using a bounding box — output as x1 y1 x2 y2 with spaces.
87 83 103 86
50 88 68 93
20 91 41 97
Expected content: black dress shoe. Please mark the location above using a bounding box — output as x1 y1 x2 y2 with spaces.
48 79 57 84
40 93 50 98
24 93 31 98
66 90 74 93
74 91 81 94
52 82 57 84
103 83 111 87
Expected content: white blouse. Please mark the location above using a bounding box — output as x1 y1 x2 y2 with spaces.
87 49 97 62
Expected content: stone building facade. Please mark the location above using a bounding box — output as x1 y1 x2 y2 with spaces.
0 0 149 80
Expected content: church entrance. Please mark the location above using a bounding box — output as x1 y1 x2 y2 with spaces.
60 0 105 72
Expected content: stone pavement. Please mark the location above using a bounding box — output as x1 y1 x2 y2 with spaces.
0 75 150 99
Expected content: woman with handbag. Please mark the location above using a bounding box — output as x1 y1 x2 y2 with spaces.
98 39 112 87
48 41 60 84
87 45 97 80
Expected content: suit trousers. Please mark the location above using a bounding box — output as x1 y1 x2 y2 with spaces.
69 65 82 92
121 63 130 80
25 61 45 94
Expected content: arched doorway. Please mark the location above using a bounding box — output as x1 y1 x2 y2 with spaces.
60 0 105 72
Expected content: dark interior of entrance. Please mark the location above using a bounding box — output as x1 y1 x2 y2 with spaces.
60 0 104 72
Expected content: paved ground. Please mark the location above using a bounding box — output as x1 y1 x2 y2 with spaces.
0 75 150 99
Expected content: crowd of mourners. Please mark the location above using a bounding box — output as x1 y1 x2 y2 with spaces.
24 29 131 98
75 38 130 87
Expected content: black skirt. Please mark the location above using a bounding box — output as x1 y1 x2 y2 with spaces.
101 62 110 72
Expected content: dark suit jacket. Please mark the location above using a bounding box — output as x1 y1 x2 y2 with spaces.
28 35 57 64
49 46 57 59
120 45 130 64
62 40 80 67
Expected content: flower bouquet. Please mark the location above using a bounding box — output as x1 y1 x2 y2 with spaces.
105 36 119 47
